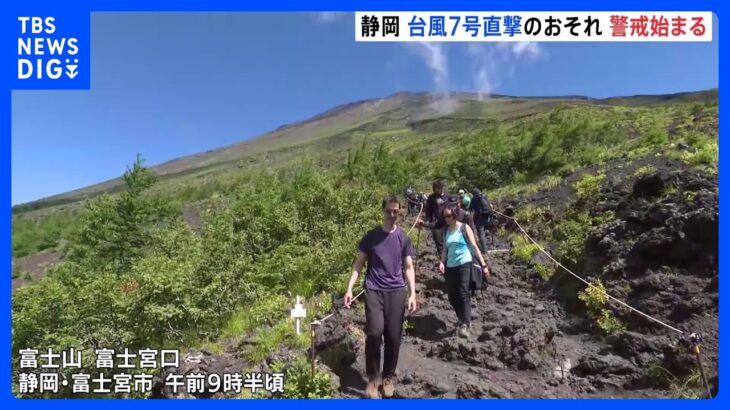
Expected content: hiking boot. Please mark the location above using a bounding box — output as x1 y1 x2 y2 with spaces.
366 377 381 399
458 323 471 338
382 376 396 398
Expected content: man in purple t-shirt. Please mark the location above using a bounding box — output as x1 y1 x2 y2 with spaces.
344 194 417 399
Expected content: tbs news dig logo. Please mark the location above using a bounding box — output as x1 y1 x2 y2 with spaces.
17 17 79 80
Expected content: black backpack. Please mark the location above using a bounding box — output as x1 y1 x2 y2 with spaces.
480 195 492 215
475 195 493 220
459 209 473 225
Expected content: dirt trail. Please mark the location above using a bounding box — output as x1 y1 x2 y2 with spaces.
316 215 701 399
154 165 717 399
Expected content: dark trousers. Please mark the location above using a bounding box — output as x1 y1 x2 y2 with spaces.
365 288 407 379
408 202 418 217
475 218 490 253
445 263 472 326
431 227 445 259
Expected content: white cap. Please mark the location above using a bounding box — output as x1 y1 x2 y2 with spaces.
459 189 465 195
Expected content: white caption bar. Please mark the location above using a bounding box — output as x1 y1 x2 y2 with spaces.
355 12 712 42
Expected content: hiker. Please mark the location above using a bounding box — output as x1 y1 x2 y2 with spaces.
411 191 428 217
462 194 471 210
417 192 428 206
404 185 418 216
456 195 475 228
439 205 490 338
344 194 417 399
418 180 449 259
468 188 493 253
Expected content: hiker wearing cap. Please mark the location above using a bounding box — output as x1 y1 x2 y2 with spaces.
439 205 490 338
457 194 474 224
344 194 417 399
418 180 449 259
468 188 493 254
462 195 471 209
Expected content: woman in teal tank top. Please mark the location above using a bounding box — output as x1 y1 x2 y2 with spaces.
439 205 489 338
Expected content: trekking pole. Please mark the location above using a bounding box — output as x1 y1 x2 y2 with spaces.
415 225 422 271
310 322 317 380
689 333 713 399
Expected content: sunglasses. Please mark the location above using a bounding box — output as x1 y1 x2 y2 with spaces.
384 209 400 215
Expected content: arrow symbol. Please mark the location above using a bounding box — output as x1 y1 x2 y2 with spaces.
65 59 79 79
66 65 78 79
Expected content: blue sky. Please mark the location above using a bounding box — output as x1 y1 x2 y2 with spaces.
11 12 718 205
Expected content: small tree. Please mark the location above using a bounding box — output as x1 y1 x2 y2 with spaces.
67 154 165 274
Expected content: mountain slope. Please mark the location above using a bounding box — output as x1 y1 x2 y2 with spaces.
13 89 717 215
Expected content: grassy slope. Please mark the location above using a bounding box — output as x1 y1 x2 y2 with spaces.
13 89 716 216
10 88 718 261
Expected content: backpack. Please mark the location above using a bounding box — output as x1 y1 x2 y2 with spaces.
443 223 488 295
457 208 472 225
478 195 493 217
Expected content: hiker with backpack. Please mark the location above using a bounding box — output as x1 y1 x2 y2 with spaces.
404 185 419 217
418 180 449 259
439 205 490 338
468 188 494 254
344 194 417 399
456 195 475 230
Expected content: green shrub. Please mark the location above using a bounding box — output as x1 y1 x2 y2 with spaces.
12 212 80 258
549 210 613 267
539 175 563 191
246 320 308 363
534 263 555 281
223 294 290 338
578 280 609 311
578 280 625 335
550 216 589 265
574 174 605 201
404 318 415 335
596 308 627 335
682 141 718 168
511 234 542 263
642 126 669 147
269 357 336 399
515 205 551 224
633 165 657 177
647 365 705 399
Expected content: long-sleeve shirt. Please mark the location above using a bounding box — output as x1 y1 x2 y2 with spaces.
424 192 447 229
